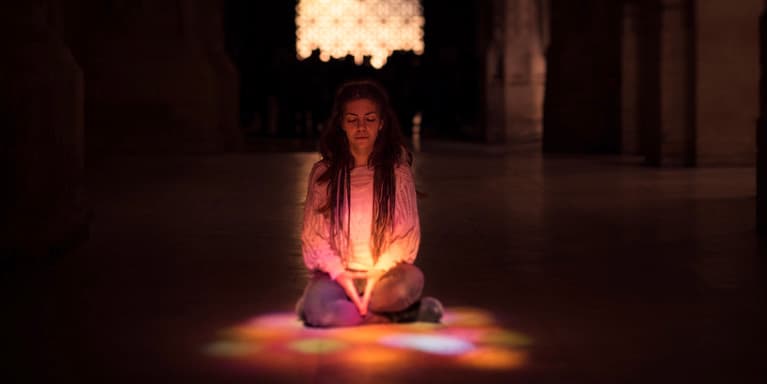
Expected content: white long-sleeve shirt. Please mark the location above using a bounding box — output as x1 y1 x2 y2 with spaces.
301 160 420 280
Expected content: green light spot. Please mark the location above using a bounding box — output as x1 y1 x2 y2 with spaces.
204 341 259 357
290 338 347 354
404 321 442 331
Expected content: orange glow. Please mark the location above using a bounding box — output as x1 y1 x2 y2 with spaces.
340 345 409 366
458 347 527 370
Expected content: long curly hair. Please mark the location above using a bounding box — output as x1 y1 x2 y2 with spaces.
316 79 412 262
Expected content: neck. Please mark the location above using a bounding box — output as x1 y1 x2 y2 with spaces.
350 147 371 167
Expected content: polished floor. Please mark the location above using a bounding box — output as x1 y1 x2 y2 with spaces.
4 143 764 383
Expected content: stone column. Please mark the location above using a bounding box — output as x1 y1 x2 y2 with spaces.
182 0 242 152
1 1 89 258
695 0 760 166
482 0 546 145
639 0 695 166
503 0 544 143
482 0 507 143
659 0 695 166
621 1 641 155
759 3 767 233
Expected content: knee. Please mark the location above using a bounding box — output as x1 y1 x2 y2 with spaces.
369 265 424 312
399 264 424 287
303 300 362 328
369 281 419 312
302 276 344 304
393 264 424 297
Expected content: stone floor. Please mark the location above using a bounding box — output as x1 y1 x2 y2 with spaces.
3 144 764 383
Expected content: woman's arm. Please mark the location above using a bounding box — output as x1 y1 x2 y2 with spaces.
301 162 346 280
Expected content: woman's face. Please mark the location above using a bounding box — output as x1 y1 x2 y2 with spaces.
342 98 382 156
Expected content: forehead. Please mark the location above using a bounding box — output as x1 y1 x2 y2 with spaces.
344 98 379 114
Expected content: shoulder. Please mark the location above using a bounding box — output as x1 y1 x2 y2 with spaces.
311 160 329 173
308 160 330 184
394 161 414 184
394 147 414 175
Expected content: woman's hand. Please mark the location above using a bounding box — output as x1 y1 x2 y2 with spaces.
360 269 386 316
335 270 367 314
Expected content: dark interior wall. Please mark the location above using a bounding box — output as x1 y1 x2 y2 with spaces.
54 0 239 155
542 0 622 153
1 1 89 259
2 0 240 259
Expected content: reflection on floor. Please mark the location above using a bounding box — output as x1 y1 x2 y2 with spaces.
205 308 530 376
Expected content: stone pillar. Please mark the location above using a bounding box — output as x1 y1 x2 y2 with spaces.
183 0 242 152
621 1 641 155
695 0 760 166
503 0 545 143
482 0 546 145
759 3 767 233
482 0 507 143
63 0 232 155
659 0 695 166
1 1 89 258
639 0 759 167
638 0 695 166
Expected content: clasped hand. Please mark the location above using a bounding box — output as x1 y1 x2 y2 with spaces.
335 269 385 316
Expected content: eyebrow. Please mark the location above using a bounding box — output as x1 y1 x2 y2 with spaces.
345 112 378 117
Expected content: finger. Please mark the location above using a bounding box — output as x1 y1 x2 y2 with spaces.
361 279 376 313
352 295 365 315
340 280 364 313
351 288 366 315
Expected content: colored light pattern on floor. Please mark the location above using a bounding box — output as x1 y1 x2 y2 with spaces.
379 334 475 355
205 307 531 374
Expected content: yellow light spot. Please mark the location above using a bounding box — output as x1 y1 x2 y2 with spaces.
289 338 347 354
402 321 442 331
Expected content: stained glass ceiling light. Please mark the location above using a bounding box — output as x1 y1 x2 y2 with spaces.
296 0 425 69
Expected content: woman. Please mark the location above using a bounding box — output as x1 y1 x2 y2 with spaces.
296 80 443 327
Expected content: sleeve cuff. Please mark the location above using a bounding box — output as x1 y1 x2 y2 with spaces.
324 259 346 280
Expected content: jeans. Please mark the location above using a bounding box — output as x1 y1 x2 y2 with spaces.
296 263 424 327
